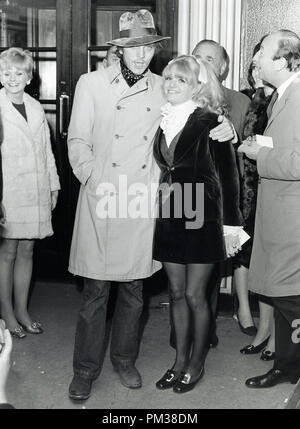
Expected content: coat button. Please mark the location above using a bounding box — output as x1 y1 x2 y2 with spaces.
146 107 151 111
115 78 119 83
117 105 122 110
142 164 147 169
143 136 148 140
115 134 120 139
112 162 117 167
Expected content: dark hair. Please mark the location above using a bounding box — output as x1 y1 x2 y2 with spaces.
247 35 268 89
272 29 300 71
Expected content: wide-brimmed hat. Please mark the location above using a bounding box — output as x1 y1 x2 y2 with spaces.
107 9 170 48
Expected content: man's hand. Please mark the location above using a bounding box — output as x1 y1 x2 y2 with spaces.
238 136 262 160
209 115 237 142
51 190 59 211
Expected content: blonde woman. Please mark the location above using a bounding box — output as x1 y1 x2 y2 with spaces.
0 48 60 338
153 55 243 393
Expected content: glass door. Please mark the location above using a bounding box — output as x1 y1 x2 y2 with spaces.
0 0 72 277
0 0 178 278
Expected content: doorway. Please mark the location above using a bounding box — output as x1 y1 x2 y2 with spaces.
0 0 178 277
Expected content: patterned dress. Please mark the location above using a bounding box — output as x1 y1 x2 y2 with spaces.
234 88 272 269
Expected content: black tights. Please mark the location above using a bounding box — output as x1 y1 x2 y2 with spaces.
164 262 215 380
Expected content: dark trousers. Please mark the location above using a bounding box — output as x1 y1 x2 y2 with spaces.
272 295 300 375
73 278 143 380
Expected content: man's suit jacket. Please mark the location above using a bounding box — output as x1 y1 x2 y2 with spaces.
223 87 250 138
249 75 300 297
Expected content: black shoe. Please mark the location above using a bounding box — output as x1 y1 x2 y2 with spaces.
260 350 275 361
173 368 204 394
156 369 180 390
69 375 92 401
245 369 299 388
240 337 270 354
113 362 142 389
237 317 257 336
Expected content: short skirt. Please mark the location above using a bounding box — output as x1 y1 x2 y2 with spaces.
153 219 226 264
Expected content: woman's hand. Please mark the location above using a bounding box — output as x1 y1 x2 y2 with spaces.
0 320 13 404
225 234 241 258
238 136 262 160
51 190 59 210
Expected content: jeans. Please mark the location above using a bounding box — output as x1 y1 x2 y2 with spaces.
73 277 143 380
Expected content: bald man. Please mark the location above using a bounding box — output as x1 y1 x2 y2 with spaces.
192 39 250 138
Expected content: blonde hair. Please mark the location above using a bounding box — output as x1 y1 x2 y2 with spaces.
0 47 34 79
162 55 226 115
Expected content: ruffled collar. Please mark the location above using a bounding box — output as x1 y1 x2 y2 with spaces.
160 100 198 147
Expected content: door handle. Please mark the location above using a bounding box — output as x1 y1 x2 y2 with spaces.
59 92 70 138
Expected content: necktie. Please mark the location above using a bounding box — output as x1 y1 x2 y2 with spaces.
266 90 279 119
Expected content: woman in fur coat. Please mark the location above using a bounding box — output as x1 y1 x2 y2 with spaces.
0 48 60 339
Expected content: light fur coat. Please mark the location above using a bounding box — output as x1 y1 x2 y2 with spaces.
0 88 60 239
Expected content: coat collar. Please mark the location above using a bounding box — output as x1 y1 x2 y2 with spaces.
265 76 300 130
0 88 44 139
105 62 156 100
154 108 216 165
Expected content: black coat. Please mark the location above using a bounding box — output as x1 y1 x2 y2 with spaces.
153 107 243 264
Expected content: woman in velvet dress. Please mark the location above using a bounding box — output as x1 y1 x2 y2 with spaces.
153 55 243 393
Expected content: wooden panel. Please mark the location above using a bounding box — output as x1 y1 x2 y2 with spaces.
151 0 178 74
71 0 89 97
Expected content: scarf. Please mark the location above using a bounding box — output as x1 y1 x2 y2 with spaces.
160 100 198 147
120 60 147 87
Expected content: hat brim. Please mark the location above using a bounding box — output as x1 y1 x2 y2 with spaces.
107 35 171 48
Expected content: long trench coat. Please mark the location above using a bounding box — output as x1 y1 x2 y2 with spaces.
0 88 60 239
249 77 300 297
68 64 165 281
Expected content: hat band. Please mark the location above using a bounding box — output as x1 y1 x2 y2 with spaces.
119 28 157 38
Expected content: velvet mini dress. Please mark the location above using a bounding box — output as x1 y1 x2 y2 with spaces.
152 107 243 264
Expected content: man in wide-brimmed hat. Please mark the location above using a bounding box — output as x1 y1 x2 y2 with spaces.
67 9 236 401
67 9 171 401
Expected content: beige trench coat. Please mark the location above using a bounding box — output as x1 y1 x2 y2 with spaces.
68 64 165 281
249 77 300 297
0 88 60 239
